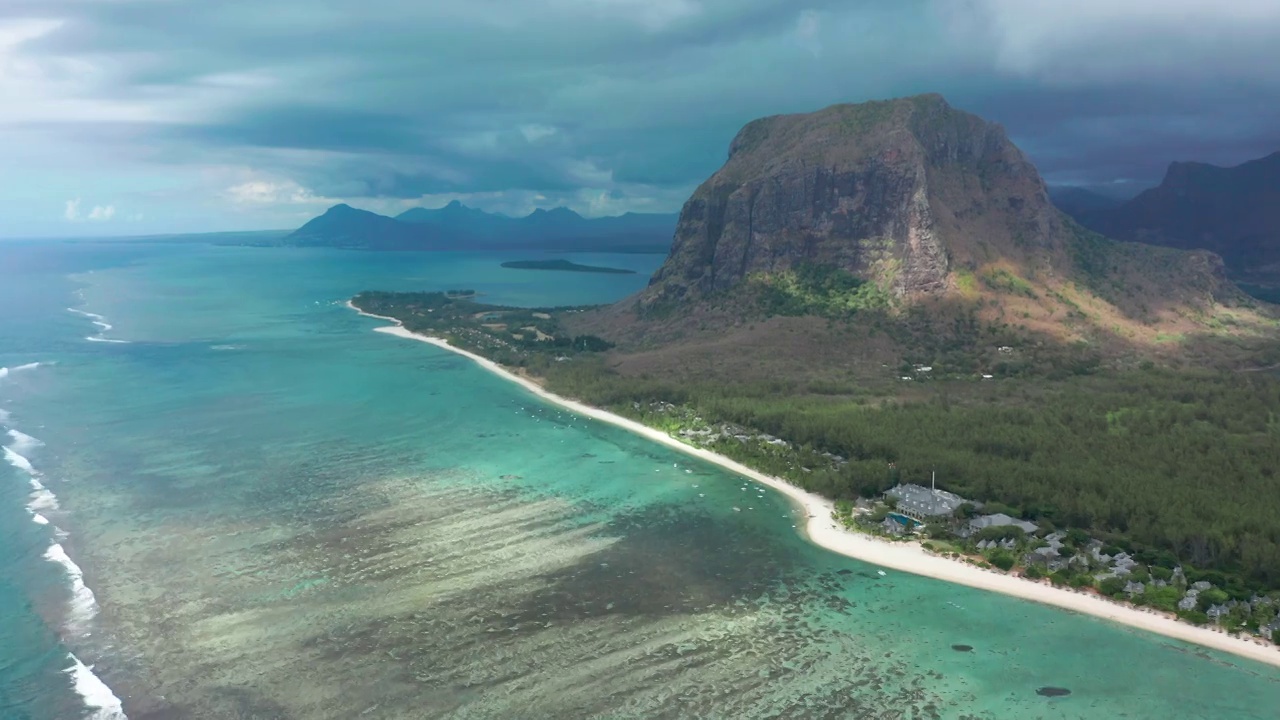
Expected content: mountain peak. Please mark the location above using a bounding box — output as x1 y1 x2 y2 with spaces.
571 94 1263 375
1079 149 1280 271
644 94 1050 307
527 206 583 220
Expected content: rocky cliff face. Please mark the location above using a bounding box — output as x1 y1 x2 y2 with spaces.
641 94 1068 307
1078 152 1280 273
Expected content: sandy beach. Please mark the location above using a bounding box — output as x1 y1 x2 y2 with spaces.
348 301 1280 670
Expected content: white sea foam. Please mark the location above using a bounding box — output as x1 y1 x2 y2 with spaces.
30 511 50 525
65 654 128 720
67 308 106 322
0 361 42 380
43 543 100 630
7 428 43 453
4 446 37 475
29 478 60 511
70 308 128 343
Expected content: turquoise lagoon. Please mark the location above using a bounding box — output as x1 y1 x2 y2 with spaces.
0 241 1277 719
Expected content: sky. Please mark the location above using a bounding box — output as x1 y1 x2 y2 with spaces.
2 0 1278 238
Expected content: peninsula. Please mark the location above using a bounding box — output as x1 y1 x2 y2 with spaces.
348 298 1280 669
501 259 636 274
350 94 1280 666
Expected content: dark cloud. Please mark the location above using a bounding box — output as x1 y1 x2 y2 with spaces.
2 0 1279 234
949 82 1280 186
169 108 431 154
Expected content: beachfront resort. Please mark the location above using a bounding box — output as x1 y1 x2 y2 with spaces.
858 481 1280 643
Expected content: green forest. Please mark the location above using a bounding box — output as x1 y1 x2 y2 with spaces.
540 361 1280 590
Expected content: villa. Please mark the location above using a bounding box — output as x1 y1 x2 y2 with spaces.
964 513 1038 536
884 482 968 521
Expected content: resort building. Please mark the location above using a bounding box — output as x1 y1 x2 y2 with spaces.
964 513 1038 536
884 482 967 521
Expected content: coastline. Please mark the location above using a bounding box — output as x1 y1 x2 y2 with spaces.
347 301 1280 670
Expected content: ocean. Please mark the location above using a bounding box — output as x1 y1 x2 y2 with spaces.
0 240 1277 719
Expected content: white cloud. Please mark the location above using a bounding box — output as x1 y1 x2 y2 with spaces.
0 17 164 125
939 0 1280 84
63 198 117 221
795 10 822 57
562 158 614 186
224 178 331 205
518 124 558 143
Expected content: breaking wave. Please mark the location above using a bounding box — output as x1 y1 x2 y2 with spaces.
66 308 106 322
28 476 60 512
43 543 101 632
7 428 43 453
0 361 42 380
2 401 61 518
69 308 130 344
65 654 128 720
1 365 128 717
4 445 37 475
85 337 131 344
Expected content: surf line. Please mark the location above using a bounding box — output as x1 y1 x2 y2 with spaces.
1 377 129 718
68 307 130 344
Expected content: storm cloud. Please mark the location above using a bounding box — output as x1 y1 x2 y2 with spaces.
2 0 1278 235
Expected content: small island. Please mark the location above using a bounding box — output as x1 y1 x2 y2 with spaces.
501 259 636 274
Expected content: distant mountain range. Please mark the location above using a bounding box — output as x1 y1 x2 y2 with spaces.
284 201 677 253
1061 151 1280 276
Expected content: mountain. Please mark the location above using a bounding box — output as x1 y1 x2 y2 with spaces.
1047 186 1127 218
568 94 1272 373
1073 152 1280 274
285 201 678 253
396 200 512 238
289 204 455 250
401 201 678 248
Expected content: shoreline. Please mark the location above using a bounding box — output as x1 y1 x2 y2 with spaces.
347 301 1280 670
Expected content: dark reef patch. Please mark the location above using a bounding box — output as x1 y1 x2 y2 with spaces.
515 504 802 620
1036 687 1071 697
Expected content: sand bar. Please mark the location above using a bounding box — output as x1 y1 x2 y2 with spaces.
348 301 1280 670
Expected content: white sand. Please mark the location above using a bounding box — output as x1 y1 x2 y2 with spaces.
349 301 1280 669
